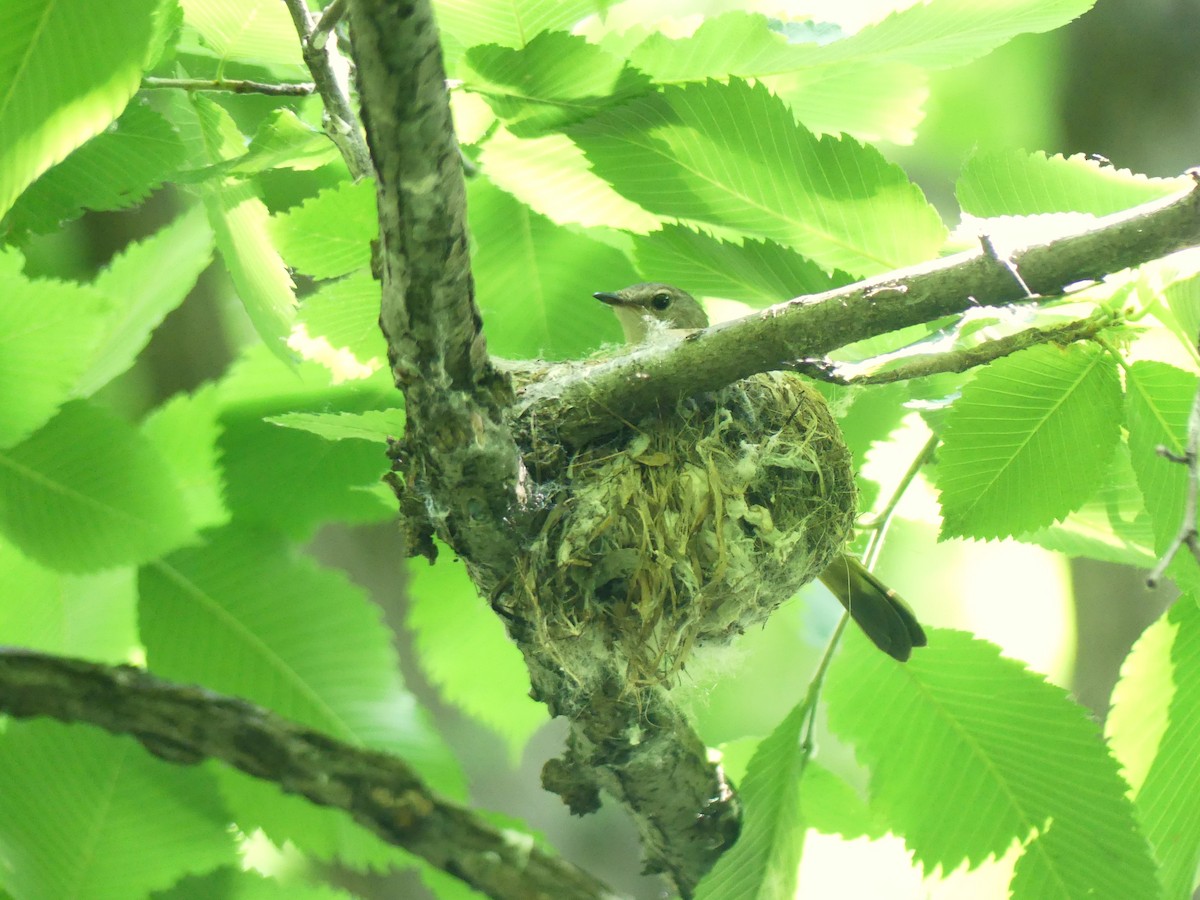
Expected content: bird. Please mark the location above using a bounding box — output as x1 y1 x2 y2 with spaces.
593 282 927 661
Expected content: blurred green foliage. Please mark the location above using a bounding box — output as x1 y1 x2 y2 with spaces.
0 1 1197 898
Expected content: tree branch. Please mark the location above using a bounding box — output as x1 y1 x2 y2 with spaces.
348 0 487 395
283 0 373 179
523 177 1200 447
347 3 737 893
141 77 315 96
0 649 619 900
793 312 1116 386
347 0 518 580
539 678 739 896
311 0 348 50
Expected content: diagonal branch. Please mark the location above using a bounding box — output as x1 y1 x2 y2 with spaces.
141 77 316 96
524 177 1200 447
0 649 620 900
793 312 1117 386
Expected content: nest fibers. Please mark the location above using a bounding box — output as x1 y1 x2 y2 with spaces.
515 370 857 690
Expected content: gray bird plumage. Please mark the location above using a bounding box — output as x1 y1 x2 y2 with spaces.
593 283 709 343
594 283 927 661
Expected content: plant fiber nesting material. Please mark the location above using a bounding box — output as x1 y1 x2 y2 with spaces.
516 371 857 689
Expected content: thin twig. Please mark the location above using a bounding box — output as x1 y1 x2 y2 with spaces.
282 0 373 179
794 314 1115 386
142 76 315 96
800 615 849 757
860 433 941 534
311 0 348 50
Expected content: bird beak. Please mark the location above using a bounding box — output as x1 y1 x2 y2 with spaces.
593 291 627 307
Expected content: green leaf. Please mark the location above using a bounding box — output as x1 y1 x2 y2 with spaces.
417 863 494 900
141 385 230 535
0 267 112 446
140 527 461 780
158 869 358 899
465 32 651 137
145 0 182 72
826 628 1159 900
807 0 1096 71
694 702 807 900
479 128 662 232
1018 443 1157 567
267 408 406 444
938 342 1122 540
632 225 845 306
762 58 928 145
0 722 234 900
76 206 215 397
179 0 303 70
193 95 297 363
0 537 138 660
1109 598 1200 898
216 348 396 537
828 380 914 485
626 13 822 82
626 12 928 143
0 400 192 572
1161 273 1200 357
569 78 945 276
717 736 884 840
799 762 885 841
1108 604 1177 798
269 179 377 280
620 2 1093 142
224 109 341 176
294 270 386 373
434 0 600 53
468 180 632 357
0 0 160 221
2 101 187 236
407 548 544 765
140 526 465 864
958 150 1187 217
1126 361 1196 554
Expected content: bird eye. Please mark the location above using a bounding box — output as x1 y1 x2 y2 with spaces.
651 292 672 310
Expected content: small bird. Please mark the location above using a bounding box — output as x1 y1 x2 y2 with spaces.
594 282 927 661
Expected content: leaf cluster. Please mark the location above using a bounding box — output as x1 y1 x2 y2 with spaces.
0 0 1198 898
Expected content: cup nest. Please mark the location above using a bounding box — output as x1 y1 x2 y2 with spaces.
512 371 856 691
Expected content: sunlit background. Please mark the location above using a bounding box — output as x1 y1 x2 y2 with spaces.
17 0 1195 896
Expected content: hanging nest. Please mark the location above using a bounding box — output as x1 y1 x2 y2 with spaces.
512 370 857 691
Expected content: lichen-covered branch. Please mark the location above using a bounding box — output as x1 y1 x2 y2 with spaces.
347 0 487 395
282 0 373 179
527 179 1200 447
348 0 516 578
345 1 736 894
0 650 619 900
545 680 740 896
141 77 316 96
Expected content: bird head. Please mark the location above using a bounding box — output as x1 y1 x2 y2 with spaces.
593 283 709 343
